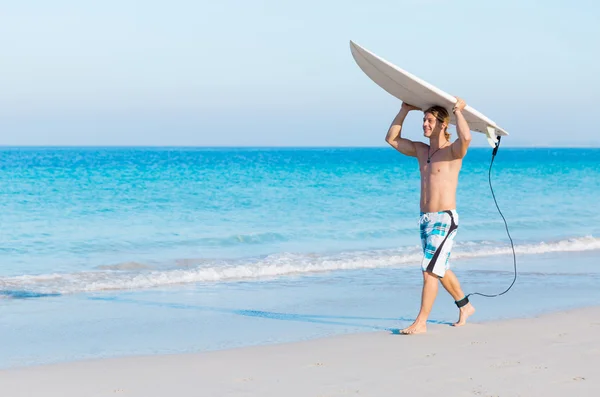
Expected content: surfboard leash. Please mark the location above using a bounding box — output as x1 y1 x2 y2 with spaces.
464 136 518 300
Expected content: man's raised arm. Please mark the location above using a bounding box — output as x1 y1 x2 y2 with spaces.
385 102 421 157
450 97 472 159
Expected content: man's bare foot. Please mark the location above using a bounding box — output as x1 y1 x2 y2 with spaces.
453 303 475 327
400 321 427 335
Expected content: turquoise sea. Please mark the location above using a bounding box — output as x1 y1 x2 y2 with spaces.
1 147 600 368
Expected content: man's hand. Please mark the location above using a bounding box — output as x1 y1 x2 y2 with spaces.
401 102 421 112
453 97 466 113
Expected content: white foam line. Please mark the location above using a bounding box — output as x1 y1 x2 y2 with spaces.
1 236 599 294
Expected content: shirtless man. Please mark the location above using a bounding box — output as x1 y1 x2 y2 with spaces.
385 97 476 334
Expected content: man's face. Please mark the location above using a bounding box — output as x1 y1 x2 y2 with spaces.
423 112 441 137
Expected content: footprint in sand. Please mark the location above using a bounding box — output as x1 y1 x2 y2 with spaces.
305 362 325 368
473 392 499 397
490 360 521 368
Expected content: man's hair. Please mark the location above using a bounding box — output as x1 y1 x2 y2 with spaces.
424 106 451 140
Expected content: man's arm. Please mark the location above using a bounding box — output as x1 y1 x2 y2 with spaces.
385 103 421 157
450 97 472 159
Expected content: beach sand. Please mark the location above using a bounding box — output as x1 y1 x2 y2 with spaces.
1 306 598 397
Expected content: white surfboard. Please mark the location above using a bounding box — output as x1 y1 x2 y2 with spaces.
350 40 508 147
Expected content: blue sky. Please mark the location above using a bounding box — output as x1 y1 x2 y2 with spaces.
1 0 598 147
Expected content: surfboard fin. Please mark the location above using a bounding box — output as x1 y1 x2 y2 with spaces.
485 126 499 148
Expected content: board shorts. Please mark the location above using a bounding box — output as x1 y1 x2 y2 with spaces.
419 209 459 278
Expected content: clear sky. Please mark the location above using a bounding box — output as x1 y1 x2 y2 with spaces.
1 0 598 147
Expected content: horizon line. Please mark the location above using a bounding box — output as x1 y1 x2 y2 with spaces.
1 144 599 149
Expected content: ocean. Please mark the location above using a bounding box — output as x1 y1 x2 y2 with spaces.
1 147 600 368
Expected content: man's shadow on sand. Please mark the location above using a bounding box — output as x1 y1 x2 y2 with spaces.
0 290 61 299
1 290 452 332
88 296 453 333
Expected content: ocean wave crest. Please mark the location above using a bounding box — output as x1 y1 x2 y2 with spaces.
1 236 599 295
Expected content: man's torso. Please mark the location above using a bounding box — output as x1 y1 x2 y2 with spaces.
415 144 462 213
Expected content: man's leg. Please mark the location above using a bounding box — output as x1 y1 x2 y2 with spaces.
440 270 475 327
401 271 439 334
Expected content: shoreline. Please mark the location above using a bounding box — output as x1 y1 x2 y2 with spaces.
2 305 599 396
2 254 600 370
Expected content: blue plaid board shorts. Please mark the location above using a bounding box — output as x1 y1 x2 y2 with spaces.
419 210 459 278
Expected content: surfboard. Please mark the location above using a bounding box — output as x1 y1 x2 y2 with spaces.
349 40 508 147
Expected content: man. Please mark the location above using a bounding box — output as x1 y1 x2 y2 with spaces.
385 97 476 334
